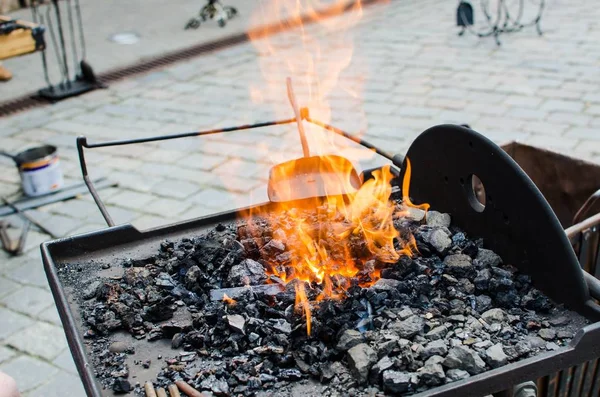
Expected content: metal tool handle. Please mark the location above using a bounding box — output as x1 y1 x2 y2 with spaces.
286 77 310 158
76 114 392 228
573 188 600 226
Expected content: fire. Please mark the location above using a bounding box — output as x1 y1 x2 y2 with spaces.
242 0 424 336
222 293 237 306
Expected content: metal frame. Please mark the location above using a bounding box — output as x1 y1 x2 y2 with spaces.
76 109 398 227
457 0 545 46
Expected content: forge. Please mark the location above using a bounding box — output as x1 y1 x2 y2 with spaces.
42 117 600 397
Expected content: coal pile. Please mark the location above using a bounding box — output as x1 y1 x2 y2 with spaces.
66 202 587 396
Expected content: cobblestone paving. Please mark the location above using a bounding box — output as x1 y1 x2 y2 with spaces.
1 0 600 394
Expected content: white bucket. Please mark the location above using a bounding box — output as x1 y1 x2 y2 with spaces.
15 145 64 197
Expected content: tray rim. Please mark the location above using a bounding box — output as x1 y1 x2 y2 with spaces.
41 206 600 397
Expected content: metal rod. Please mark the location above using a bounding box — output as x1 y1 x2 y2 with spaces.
1 196 59 239
52 0 71 83
304 116 396 161
80 119 298 149
73 0 86 60
286 77 310 157
566 213 600 240
0 178 115 217
66 0 80 76
76 137 115 227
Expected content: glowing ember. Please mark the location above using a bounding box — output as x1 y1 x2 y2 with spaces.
222 293 237 306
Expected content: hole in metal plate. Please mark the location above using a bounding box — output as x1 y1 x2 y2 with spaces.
467 174 486 212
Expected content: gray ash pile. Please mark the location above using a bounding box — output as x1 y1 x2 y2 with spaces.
67 198 587 396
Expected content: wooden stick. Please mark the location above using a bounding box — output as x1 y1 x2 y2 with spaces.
175 380 205 397
144 382 157 397
168 384 181 397
156 388 168 397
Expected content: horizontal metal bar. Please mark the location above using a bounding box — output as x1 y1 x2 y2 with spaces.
304 117 396 161
81 118 298 148
0 178 116 217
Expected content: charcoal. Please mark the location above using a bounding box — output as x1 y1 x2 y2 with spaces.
426 211 451 228
369 356 394 383
347 343 377 384
405 207 426 222
143 300 174 322
398 308 414 320
426 229 452 254
421 340 448 359
475 295 492 312
68 198 584 396
444 255 475 279
546 342 560 351
474 269 491 291
446 369 470 382
538 328 556 340
228 315 246 335
549 316 570 326
481 308 505 323
485 344 508 368
475 249 502 268
425 326 448 341
391 316 425 338
279 369 302 380
372 278 402 291
172 333 184 349
522 290 552 312
112 378 131 393
270 319 292 335
200 375 229 395
83 281 102 300
382 370 414 394
155 273 176 289
418 363 445 386
557 330 572 339
337 330 364 351
228 259 267 286
443 346 486 375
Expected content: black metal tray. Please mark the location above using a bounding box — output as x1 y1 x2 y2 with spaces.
42 123 600 396
41 203 600 397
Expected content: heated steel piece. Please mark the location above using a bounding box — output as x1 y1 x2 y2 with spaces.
266 77 362 202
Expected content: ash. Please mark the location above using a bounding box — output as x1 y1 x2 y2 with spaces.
67 202 587 396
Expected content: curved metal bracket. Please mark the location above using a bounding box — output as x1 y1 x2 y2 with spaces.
399 124 600 321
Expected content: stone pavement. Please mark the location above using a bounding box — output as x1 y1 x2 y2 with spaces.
1 0 352 103
1 0 600 394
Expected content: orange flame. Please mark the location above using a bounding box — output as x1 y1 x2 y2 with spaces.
223 294 237 306
295 282 312 335
240 0 426 336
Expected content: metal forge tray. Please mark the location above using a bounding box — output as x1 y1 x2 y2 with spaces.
41 121 600 396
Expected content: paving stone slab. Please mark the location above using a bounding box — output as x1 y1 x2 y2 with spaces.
51 349 78 375
5 322 68 361
27 369 85 397
0 307 35 340
0 355 59 393
0 345 17 364
6 261 49 289
0 286 55 317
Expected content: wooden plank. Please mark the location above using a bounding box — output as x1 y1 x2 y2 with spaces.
0 15 43 60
